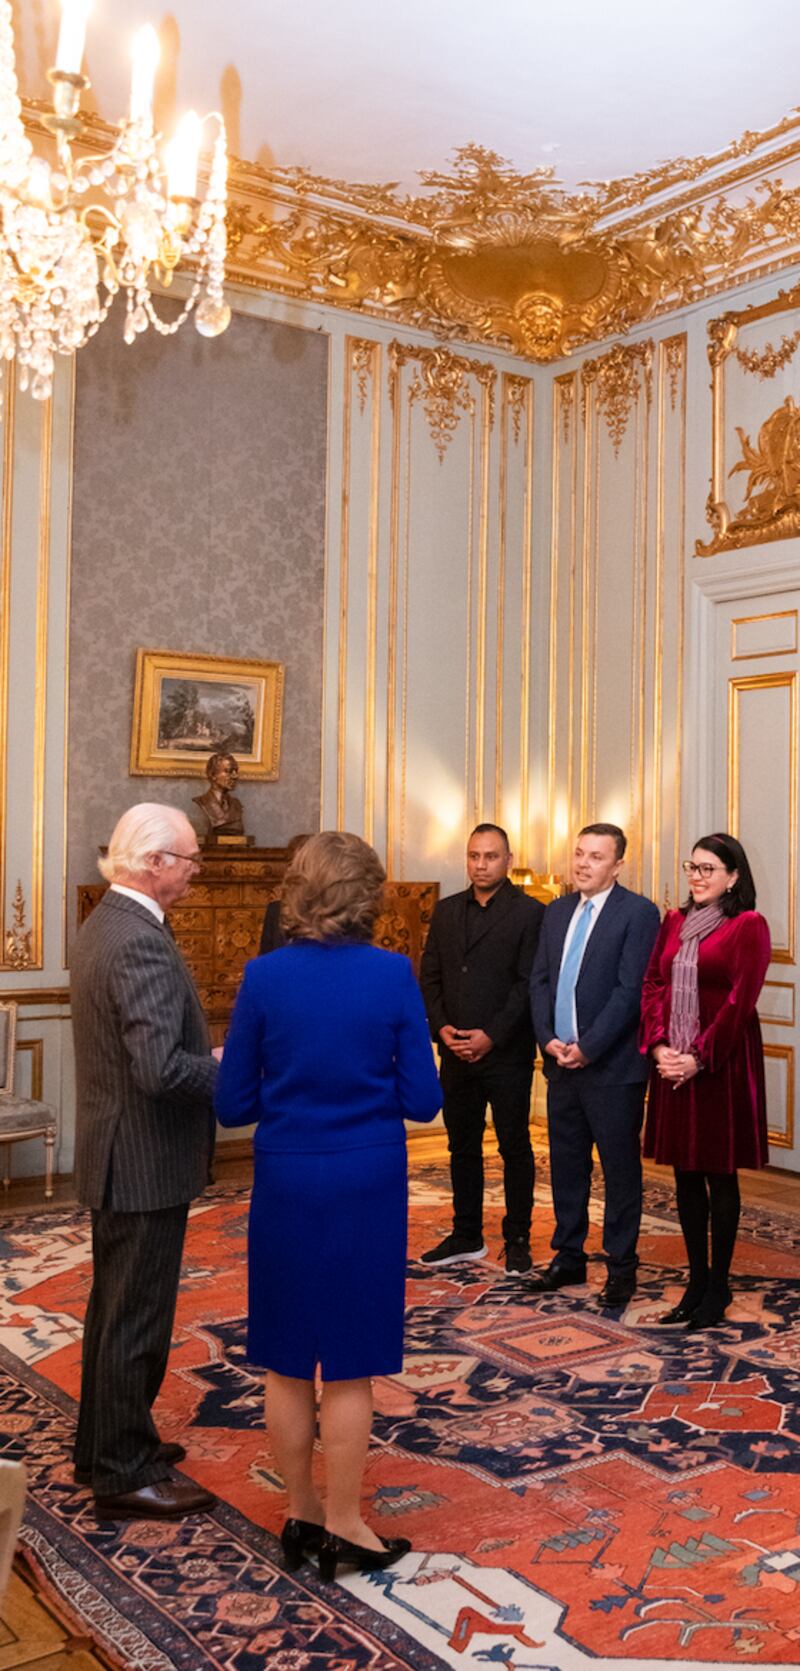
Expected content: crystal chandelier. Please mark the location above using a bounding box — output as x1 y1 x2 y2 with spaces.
0 0 231 402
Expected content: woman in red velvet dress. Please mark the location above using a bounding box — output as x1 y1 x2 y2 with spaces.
641 833 770 1329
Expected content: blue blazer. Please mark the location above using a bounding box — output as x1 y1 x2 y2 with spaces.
215 941 442 1150
530 884 660 1085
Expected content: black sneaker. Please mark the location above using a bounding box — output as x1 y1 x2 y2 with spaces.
419 1234 488 1266
505 1240 532 1274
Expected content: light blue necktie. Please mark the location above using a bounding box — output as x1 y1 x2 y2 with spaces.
554 900 594 1044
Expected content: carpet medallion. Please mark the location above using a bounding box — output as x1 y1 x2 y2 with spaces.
3 1160 800 1670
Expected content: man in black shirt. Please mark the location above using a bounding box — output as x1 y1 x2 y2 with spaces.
419 824 543 1272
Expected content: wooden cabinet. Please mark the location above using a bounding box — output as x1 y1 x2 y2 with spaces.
78 847 439 1043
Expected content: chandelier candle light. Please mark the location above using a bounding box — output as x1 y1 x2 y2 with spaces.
0 0 231 402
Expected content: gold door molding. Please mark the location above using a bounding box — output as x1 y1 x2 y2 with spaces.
728 670 797 964
696 282 800 557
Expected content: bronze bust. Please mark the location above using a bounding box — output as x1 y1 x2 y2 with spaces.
192 752 246 843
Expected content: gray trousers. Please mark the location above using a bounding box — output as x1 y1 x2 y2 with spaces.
73 1203 188 1494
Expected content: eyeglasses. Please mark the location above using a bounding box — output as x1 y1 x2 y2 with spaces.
162 850 203 869
682 860 728 879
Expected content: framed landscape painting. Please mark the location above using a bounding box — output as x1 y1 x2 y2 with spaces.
130 650 284 778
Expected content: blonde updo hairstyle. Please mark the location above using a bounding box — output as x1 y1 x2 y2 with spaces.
280 830 386 944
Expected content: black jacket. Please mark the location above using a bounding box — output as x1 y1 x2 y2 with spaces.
419 879 544 1060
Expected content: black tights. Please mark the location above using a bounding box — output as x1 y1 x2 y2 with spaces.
673 1169 740 1300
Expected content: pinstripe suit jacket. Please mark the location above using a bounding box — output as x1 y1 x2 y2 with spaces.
71 890 217 1211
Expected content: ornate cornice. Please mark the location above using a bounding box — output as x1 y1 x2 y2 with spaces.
22 102 800 363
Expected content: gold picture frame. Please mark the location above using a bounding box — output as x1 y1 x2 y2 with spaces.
130 650 284 779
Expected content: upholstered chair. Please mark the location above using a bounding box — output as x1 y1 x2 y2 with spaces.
0 1002 57 1200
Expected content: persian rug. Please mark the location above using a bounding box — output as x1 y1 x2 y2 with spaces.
3 1155 800 1671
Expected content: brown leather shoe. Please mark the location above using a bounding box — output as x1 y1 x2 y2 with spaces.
74 1441 186 1487
94 1479 215 1519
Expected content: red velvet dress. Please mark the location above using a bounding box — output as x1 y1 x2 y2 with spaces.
641 910 771 1172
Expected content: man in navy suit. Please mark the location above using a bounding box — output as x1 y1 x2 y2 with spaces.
529 824 660 1306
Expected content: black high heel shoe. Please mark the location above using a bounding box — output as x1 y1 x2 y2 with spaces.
683 1285 732 1331
318 1531 411 1583
658 1284 707 1326
280 1518 324 1571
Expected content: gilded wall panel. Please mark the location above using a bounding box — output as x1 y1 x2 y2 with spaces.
728 671 797 963
547 373 578 876
386 343 496 879
495 373 535 860
336 337 382 839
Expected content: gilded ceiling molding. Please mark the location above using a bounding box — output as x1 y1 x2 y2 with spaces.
388 342 496 461
21 102 800 363
580 342 653 455
697 281 800 557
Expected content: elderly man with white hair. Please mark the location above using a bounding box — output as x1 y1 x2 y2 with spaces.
70 802 218 1519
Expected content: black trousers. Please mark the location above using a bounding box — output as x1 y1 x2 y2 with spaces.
546 1076 646 1277
440 1052 534 1243
73 1203 189 1494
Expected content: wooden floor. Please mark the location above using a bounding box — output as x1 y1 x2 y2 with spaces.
0 1569 108 1671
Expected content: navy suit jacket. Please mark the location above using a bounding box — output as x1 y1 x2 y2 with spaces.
530 883 660 1085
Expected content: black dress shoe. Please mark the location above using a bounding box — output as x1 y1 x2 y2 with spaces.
94 1479 216 1519
318 1531 411 1583
74 1440 186 1488
528 1263 587 1293
280 1518 324 1571
505 1239 532 1274
598 1277 636 1308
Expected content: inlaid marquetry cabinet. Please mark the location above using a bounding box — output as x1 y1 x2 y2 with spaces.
77 846 439 1044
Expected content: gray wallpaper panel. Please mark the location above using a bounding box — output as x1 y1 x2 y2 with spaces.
67 306 328 951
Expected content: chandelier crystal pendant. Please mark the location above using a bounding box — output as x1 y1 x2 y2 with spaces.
0 0 231 403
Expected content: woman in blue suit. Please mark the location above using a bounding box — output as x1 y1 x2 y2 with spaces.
215 831 441 1581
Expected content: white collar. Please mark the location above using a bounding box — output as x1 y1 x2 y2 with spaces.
578 881 617 912
110 883 165 924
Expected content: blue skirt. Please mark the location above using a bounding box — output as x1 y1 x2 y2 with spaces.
247 1142 408 1380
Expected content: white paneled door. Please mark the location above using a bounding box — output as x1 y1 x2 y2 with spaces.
713 590 799 1170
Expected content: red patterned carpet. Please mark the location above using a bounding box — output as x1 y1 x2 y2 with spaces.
4 1155 800 1671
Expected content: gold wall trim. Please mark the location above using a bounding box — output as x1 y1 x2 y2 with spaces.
496 374 534 841
763 1041 796 1149
363 343 381 847
0 368 15 966
15 1037 44 1102
61 359 77 971
4 881 32 970
728 669 797 965
697 282 800 557
518 379 534 861
31 395 53 969
652 334 686 903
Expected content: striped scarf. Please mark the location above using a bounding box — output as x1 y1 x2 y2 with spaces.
669 903 724 1053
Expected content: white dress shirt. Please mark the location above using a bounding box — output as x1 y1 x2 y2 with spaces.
110 883 165 924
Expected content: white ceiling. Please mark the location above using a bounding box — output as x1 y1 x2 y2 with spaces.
17 0 800 194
